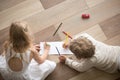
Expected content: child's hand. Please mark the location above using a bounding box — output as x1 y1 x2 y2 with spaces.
59 55 66 63
62 41 71 49
34 44 40 52
62 43 69 49
44 42 50 50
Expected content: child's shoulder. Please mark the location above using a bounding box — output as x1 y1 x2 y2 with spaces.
74 33 94 40
74 33 97 44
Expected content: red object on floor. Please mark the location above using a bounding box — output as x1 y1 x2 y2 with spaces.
81 14 90 19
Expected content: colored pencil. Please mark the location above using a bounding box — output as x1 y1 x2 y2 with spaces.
65 35 69 44
62 31 72 39
53 23 63 36
55 46 60 56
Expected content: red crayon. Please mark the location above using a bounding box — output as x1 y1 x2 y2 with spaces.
62 31 72 39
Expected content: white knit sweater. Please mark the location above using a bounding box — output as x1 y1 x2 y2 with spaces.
65 33 120 73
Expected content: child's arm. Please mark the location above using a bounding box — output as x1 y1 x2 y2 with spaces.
59 55 96 72
65 58 95 72
31 42 50 64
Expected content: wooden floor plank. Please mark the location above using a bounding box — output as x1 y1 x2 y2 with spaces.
85 0 105 8
0 0 25 12
34 25 61 44
56 0 120 40
72 24 107 42
40 0 65 9
104 34 120 46
69 68 120 80
24 0 88 34
45 63 79 80
100 14 120 39
0 0 44 31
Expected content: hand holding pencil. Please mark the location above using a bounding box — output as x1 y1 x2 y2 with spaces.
62 31 72 49
34 44 40 52
55 46 66 63
62 42 69 49
59 55 66 63
44 42 50 51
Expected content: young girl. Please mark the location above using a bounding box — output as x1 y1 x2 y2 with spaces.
59 33 120 74
0 21 56 80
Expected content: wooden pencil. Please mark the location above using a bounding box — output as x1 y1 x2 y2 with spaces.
55 46 60 56
53 22 63 36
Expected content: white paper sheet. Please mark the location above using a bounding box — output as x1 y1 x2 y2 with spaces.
39 42 73 55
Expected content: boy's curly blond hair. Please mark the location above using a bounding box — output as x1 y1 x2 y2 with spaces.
69 37 95 59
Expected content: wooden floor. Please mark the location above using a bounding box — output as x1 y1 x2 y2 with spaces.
0 0 120 80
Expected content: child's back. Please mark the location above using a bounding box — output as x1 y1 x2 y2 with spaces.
0 21 56 80
81 33 120 73
1 45 32 80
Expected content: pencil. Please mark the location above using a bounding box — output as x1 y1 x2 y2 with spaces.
55 46 60 56
62 31 72 39
53 23 63 36
65 35 68 44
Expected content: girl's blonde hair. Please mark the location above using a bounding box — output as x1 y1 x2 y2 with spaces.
9 21 32 53
69 37 95 59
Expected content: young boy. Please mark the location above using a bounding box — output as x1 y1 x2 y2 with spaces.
59 33 120 74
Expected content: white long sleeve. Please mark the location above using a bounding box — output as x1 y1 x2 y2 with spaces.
65 57 96 72
72 33 120 73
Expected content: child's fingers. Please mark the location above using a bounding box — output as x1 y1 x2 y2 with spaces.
35 45 40 47
35 45 40 51
44 42 50 50
36 47 40 50
36 49 40 52
59 56 66 61
45 42 50 46
44 42 47 46
59 57 66 63
35 47 40 52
